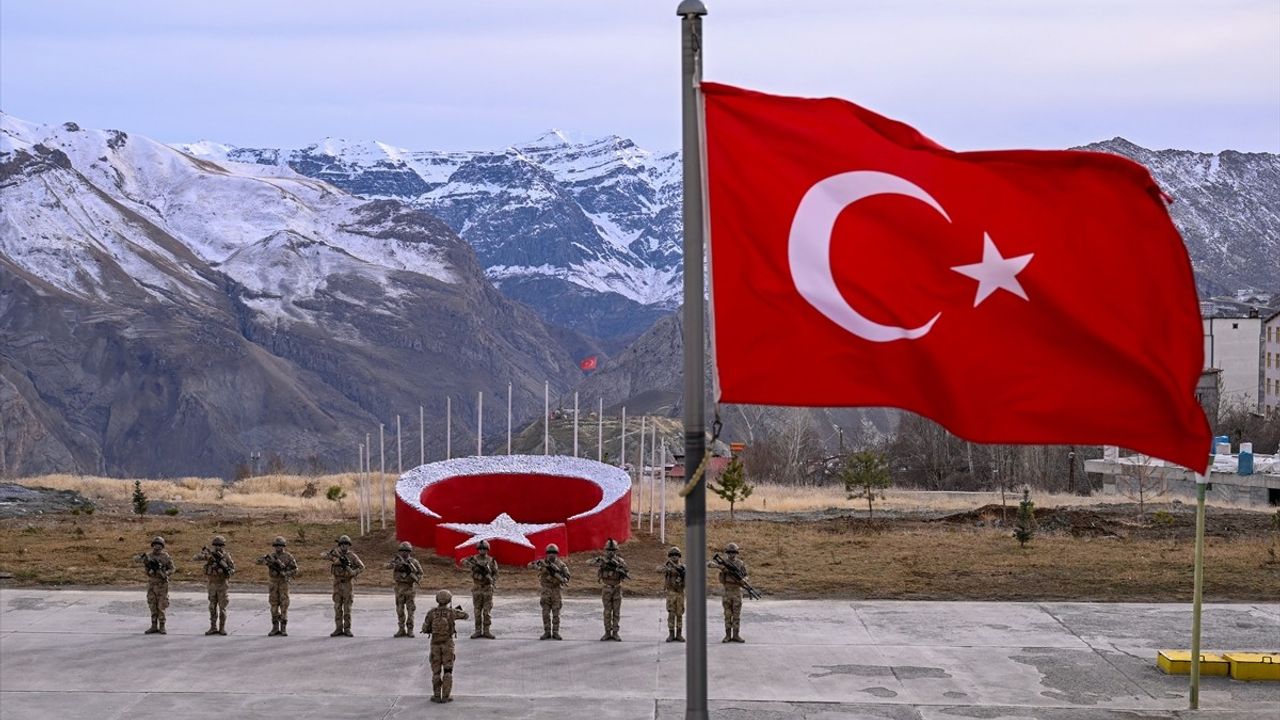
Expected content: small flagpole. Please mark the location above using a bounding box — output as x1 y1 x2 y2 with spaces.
446 396 452 460
1189 471 1208 709
678 2 710 717
637 415 647 528
379 423 386 529
357 442 364 528
419 404 425 466
650 421 658 533
573 391 580 457
507 382 513 455
544 381 550 455
660 449 667 543
477 390 484 457
396 414 402 476
364 432 372 535
598 397 604 461
620 406 627 468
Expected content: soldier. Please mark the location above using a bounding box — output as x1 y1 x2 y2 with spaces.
527 543 570 640
386 541 423 637
193 535 235 635
660 546 686 642
325 534 364 637
136 536 174 634
588 538 628 641
711 542 749 643
460 539 498 639
421 590 468 703
255 536 298 636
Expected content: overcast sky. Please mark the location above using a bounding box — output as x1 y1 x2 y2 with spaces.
2 1 1276 153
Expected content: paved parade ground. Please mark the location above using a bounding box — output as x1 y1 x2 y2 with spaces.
0 589 1276 719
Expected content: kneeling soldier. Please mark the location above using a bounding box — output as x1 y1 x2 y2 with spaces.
136 536 174 634
256 536 298 636
589 538 628 641
528 544 570 640
386 541 423 637
461 539 498 638
422 590 468 703
661 546 686 642
325 534 364 637
194 535 235 635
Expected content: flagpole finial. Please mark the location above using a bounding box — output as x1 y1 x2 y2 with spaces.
677 0 707 16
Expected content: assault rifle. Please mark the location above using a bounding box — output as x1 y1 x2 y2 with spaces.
529 559 570 586
196 547 233 576
589 555 631 581
322 547 353 570
256 554 285 575
710 553 761 600
135 553 163 575
663 559 686 583
387 555 421 583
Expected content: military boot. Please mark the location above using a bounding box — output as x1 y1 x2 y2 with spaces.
342 612 353 637
481 623 495 640
268 618 280 636
441 674 454 702
675 619 685 642
206 611 219 635
157 615 167 635
551 616 562 640
217 611 227 635
430 678 443 703
731 624 744 643
666 623 677 642
722 622 733 643
330 621 344 637
406 615 416 638
471 620 483 639
145 614 159 634
278 619 288 637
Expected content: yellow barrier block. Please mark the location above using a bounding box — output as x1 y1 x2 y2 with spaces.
1156 650 1230 676
1224 653 1280 682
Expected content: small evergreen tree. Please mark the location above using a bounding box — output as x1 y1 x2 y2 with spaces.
131 481 149 516
325 485 347 514
840 450 891 520
1014 487 1037 548
709 455 752 520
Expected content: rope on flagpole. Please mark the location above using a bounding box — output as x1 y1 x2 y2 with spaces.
677 408 721 497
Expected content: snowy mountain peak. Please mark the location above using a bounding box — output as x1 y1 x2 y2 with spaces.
518 129 576 150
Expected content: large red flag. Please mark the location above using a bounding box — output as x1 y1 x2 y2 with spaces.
703 83 1210 471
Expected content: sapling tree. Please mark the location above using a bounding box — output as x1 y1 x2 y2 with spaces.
131 481 149 517
709 455 752 520
1014 487 1037 548
840 450 892 520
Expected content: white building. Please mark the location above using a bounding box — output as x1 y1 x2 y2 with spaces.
1202 316 1262 411
1265 311 1280 415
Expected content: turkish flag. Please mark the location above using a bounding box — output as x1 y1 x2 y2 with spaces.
579 355 598 372
703 83 1210 471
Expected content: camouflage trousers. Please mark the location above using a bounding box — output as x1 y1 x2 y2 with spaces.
207 579 229 613
394 583 416 629
722 586 743 636
666 590 685 633
333 579 354 630
539 588 563 633
601 583 623 635
268 579 290 622
472 589 493 634
428 640 457 699
146 579 170 623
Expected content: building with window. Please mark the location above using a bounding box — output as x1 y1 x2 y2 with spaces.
1265 310 1280 415
1202 315 1262 412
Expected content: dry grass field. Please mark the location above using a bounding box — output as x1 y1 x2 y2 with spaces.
2 474 1276 601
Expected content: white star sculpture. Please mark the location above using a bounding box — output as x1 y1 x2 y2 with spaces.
950 233 1035 307
438 513 561 549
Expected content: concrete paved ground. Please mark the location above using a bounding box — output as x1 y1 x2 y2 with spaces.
0 589 1275 719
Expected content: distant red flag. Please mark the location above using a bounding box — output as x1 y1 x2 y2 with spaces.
703 82 1210 471
579 355 598 372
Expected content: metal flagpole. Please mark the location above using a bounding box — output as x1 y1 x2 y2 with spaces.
396 414 402 476
477 391 484 457
650 421 658 533
598 397 604 461
544 381 550 455
678 3 709 717
419 405 425 466
379 423 386 529
660 450 667 543
507 382 513 455
364 432 372 535
621 406 627 468
1189 471 1208 709
357 443 365 532
637 415 647 528
446 397 452 460
573 391 580 457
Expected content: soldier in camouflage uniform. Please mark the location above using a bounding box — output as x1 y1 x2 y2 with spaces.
660 546 686 642
136 536 174 634
256 536 298 636
528 543 570 640
712 542 748 643
422 589 468 703
193 535 235 635
326 534 364 637
385 541 423 637
460 539 498 639
588 538 628 641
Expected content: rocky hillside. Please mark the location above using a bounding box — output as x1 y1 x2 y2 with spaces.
1 114 582 478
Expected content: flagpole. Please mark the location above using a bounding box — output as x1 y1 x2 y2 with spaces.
477 390 484 457
507 382 513 455
544 381 550 455
678 3 709 717
598 397 604 461
573 390 580 457
1189 471 1208 709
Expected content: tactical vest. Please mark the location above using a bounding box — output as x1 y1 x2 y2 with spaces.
428 608 455 641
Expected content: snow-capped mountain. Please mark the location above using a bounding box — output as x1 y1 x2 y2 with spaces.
1 113 583 477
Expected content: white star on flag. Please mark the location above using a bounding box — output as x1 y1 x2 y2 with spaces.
438 513 561 549
950 233 1035 307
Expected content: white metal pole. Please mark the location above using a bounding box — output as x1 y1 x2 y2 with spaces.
379 423 386 529
446 396 452 460
621 406 627 468
650 422 657 533
396 414 402 475
357 443 364 528
573 391 579 457
660 452 667 543
544 381 550 455
637 415 646 528
419 404 425 466
598 397 604 461
364 432 372 535
507 382 513 455
477 390 484 457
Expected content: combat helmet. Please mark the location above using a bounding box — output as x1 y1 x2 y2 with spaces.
545 543 560 555
337 535 352 546
604 538 619 552
667 546 682 557
435 589 452 605
724 542 740 554
272 536 287 547
476 540 490 551
397 541 412 552
211 536 226 546
150 536 165 547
